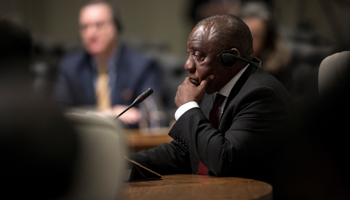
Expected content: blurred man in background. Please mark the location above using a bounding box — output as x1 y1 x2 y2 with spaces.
54 0 161 128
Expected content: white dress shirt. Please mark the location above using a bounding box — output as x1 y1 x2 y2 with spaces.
174 64 249 120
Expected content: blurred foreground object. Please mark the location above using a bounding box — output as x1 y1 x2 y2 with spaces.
65 114 127 200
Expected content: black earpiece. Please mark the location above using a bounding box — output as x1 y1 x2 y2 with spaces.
218 50 257 67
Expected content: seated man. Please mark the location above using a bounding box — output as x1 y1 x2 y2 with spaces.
129 14 296 200
54 0 160 127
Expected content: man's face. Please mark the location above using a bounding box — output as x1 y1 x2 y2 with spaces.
185 25 228 94
79 3 117 58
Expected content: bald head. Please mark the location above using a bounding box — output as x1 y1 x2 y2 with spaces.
185 14 256 94
196 14 254 60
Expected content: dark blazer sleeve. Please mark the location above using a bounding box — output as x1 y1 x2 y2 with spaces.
128 140 192 175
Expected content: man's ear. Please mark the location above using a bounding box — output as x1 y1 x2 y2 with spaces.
223 48 241 69
230 48 240 57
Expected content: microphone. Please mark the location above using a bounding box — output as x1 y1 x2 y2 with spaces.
114 88 153 120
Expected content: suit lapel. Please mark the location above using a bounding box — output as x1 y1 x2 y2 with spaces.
200 64 257 120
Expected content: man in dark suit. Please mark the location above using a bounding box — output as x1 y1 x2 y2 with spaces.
54 1 160 126
130 14 295 199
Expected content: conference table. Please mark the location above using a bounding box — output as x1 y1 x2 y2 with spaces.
121 174 273 200
123 129 273 199
123 130 273 200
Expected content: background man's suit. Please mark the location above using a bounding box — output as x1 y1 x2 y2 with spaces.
130 64 296 199
54 44 159 107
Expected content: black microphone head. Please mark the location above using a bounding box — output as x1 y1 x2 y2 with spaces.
141 88 153 99
132 88 153 106
115 88 153 120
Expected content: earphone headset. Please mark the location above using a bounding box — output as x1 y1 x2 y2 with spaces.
217 50 258 67
212 49 260 101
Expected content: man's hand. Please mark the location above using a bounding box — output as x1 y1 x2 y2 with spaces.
112 105 141 124
175 75 215 108
94 105 141 124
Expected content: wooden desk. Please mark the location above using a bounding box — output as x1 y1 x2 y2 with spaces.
122 174 272 200
125 128 173 152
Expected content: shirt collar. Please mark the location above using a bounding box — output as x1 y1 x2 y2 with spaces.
218 63 249 97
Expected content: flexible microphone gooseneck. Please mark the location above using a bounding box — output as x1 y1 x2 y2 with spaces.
114 88 153 120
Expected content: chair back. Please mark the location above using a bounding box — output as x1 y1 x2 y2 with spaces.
318 51 350 96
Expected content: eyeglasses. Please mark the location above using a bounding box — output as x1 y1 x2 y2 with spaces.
80 20 113 32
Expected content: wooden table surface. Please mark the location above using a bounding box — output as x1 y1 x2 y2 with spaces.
122 174 273 200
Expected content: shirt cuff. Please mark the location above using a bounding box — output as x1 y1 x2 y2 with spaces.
174 101 199 120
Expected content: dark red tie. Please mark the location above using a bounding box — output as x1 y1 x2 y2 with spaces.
197 93 226 175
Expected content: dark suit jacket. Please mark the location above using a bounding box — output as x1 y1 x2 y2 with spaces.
130 65 296 199
54 44 160 107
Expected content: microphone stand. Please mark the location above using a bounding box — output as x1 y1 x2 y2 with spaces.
114 88 153 120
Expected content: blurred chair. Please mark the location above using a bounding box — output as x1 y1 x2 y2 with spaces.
318 51 350 96
65 114 127 200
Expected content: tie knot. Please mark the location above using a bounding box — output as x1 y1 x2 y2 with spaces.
213 93 226 109
98 64 108 74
